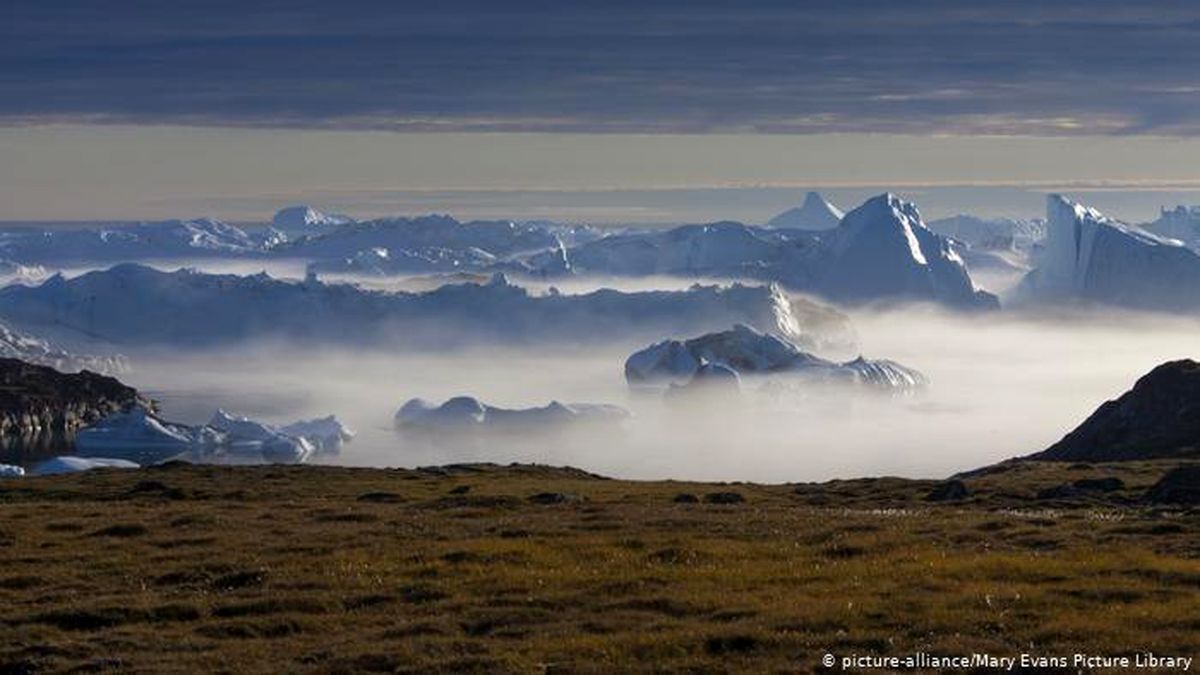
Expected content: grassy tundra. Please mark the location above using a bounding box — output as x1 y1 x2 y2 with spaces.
0 461 1197 673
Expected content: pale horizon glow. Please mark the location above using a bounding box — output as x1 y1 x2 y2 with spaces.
4 125 1200 223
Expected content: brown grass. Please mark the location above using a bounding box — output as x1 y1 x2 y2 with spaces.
0 460 1197 673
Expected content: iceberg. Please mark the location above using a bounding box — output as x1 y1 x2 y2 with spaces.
0 218 264 263
308 245 500 276
31 456 139 475
1018 195 1200 311
278 214 599 261
625 324 926 393
74 407 224 460
1147 205 1200 251
0 463 24 477
0 260 48 286
74 407 350 465
765 191 845 230
0 264 808 349
927 214 1045 253
207 410 314 463
280 415 356 453
396 397 629 431
272 205 354 235
534 194 997 310
0 319 127 375
818 194 997 309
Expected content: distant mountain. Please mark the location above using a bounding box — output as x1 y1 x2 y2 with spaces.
765 192 845 230
535 194 997 311
1033 360 1200 461
0 219 263 263
0 264 815 349
1018 195 1200 311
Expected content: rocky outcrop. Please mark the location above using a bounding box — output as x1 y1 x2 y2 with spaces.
1145 466 1200 505
1034 360 1200 461
0 358 147 439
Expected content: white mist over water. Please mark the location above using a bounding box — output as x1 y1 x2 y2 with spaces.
115 300 1200 483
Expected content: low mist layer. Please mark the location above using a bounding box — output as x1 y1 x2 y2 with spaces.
110 302 1200 482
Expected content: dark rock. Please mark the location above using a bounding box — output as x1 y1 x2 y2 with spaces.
1145 466 1200 505
924 480 969 502
0 358 147 439
1072 477 1125 492
1037 484 1083 500
704 635 759 655
1035 360 1200 461
702 492 745 504
448 485 471 495
528 492 585 505
357 492 404 503
672 493 699 503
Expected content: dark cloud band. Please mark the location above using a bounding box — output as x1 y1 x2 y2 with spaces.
3 0 1198 134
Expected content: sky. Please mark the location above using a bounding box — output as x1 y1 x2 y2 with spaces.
2 0 1200 222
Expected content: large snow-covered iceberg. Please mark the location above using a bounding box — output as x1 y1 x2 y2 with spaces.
532 194 996 310
1018 195 1200 311
625 324 926 392
75 407 222 458
74 407 351 465
31 456 139 475
818 194 996 309
765 192 845 230
0 264 811 348
396 396 629 431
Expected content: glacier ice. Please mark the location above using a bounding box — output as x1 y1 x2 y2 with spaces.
625 324 926 393
0 319 127 375
765 191 845 230
74 406 352 465
1147 205 1200 251
272 205 354 235
280 415 356 453
0 264 811 348
927 214 1045 253
207 409 314 463
31 456 139 475
396 396 629 431
532 194 996 310
1019 195 1200 312
0 218 263 262
75 407 224 457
